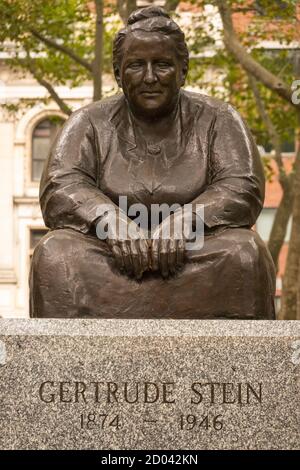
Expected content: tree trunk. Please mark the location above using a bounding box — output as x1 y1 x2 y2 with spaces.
247 74 293 270
117 0 137 23
297 260 300 319
279 139 300 319
93 0 103 101
215 0 300 317
268 183 293 272
165 0 181 12
216 0 300 110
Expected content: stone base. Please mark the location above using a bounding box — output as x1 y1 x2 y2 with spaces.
0 319 299 450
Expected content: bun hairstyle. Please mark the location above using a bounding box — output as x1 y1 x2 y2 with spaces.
113 6 189 85
127 5 170 24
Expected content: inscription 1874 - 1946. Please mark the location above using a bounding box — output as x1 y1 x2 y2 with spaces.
37 380 263 432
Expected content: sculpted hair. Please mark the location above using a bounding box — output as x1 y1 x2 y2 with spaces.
113 6 189 82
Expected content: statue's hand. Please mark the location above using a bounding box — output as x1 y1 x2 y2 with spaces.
151 210 192 278
100 211 150 280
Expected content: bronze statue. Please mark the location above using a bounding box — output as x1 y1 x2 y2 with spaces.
30 6 276 319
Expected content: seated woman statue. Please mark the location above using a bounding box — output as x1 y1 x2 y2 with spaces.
30 6 276 319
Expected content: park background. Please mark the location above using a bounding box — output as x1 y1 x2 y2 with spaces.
0 0 299 319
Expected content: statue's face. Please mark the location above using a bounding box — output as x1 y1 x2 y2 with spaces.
117 31 186 118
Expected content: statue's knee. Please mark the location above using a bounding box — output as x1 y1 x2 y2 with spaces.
31 229 74 270
226 229 265 268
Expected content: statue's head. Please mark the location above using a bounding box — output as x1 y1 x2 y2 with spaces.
113 6 189 119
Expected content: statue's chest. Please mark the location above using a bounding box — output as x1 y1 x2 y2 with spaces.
98 132 208 209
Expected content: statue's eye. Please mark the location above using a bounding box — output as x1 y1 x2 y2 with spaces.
156 62 171 69
128 62 142 70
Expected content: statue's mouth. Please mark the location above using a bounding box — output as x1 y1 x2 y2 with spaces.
140 90 162 97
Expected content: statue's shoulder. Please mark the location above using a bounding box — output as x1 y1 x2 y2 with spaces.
181 89 233 116
66 93 125 126
83 93 125 121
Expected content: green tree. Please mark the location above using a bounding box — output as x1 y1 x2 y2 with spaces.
184 0 299 318
215 0 300 319
0 0 137 114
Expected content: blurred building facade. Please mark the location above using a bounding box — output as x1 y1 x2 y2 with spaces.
0 66 99 317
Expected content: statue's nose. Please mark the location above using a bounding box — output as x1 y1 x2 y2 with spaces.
144 64 157 84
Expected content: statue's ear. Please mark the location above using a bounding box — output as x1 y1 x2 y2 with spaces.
113 64 122 88
180 63 188 87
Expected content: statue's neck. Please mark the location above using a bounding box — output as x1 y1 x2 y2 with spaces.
129 96 180 142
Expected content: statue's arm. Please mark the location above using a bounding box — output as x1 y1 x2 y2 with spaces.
39 107 118 234
39 108 150 278
191 103 265 229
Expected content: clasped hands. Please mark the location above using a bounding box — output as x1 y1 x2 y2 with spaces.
103 210 193 280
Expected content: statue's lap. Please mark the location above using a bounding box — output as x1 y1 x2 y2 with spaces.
29 227 276 320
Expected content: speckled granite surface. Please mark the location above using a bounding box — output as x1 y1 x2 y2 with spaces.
0 319 299 450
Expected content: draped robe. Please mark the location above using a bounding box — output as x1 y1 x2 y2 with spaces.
30 90 276 319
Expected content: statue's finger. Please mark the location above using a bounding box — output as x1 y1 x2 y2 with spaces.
159 240 169 278
151 239 159 271
120 240 134 275
111 245 125 273
168 238 177 274
177 238 185 267
131 240 143 280
139 239 150 272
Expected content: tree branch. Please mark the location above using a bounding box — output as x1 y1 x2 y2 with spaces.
26 54 72 116
36 76 72 116
279 138 300 319
215 0 299 109
93 0 103 101
117 0 137 23
247 74 288 186
247 75 294 269
29 27 93 73
165 0 181 12
268 184 293 272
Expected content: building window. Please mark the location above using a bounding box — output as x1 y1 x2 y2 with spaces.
31 117 64 181
29 229 48 262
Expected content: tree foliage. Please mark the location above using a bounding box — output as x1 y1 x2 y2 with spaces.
0 0 124 113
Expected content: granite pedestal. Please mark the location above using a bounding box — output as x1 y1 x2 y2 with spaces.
0 320 299 449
